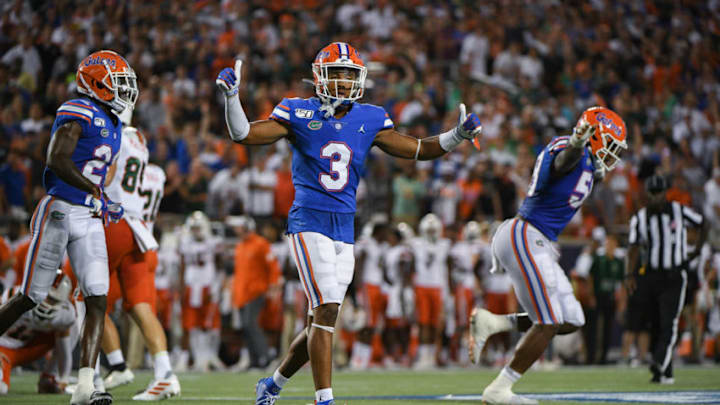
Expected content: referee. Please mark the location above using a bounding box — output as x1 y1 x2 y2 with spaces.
626 175 707 384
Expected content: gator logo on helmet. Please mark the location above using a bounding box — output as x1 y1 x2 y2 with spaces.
83 56 117 68
596 113 622 137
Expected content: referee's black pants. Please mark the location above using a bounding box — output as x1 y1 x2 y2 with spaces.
646 269 687 378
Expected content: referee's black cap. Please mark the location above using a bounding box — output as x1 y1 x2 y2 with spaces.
646 174 668 194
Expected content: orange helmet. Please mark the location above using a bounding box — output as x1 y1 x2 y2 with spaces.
312 42 366 103
579 106 627 171
76 50 138 114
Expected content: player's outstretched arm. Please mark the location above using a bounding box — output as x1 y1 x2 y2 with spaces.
47 121 102 198
216 60 289 145
374 104 482 160
553 118 596 175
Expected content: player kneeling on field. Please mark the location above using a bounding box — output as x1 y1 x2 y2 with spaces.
1 272 75 395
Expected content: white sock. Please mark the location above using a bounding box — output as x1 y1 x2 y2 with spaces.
492 365 522 390
315 387 333 402
154 351 172 380
79 367 94 388
351 342 371 367
272 369 289 388
106 349 125 367
94 358 101 377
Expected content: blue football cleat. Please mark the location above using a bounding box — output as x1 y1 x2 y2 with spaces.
255 377 281 405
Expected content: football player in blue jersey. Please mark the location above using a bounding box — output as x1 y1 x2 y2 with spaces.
0 50 137 405
468 107 627 404
216 42 483 405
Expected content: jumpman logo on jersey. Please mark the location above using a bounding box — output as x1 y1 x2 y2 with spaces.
358 124 365 134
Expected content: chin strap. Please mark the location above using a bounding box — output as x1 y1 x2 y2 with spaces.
318 98 343 119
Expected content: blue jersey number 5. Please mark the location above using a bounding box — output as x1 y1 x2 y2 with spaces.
568 171 593 208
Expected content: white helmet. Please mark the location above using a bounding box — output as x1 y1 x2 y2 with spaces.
396 222 415 242
463 221 482 241
185 211 211 241
226 215 256 232
419 213 442 242
48 272 72 302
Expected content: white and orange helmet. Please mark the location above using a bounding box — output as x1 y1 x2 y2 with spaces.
312 42 367 104
76 50 138 114
578 106 627 172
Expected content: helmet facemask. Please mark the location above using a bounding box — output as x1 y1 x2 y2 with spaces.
593 124 627 172
78 59 138 114
313 63 366 105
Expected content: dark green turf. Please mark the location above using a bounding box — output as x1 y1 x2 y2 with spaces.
4 366 720 404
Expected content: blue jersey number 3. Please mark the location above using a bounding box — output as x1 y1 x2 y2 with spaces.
319 142 352 192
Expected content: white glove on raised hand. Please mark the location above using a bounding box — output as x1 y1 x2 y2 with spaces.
570 117 596 148
439 103 483 152
455 103 483 140
215 60 243 97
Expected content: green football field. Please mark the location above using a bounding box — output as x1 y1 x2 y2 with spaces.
5 366 720 404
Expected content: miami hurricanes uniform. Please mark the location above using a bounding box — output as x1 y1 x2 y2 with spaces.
410 237 450 328
491 136 590 326
449 240 476 327
269 97 393 309
384 244 411 323
357 236 387 328
104 127 159 313
0 287 76 392
21 98 121 304
179 235 221 331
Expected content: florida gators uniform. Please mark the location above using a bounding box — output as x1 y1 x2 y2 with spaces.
104 127 159 313
21 98 121 304
491 136 589 326
269 97 393 309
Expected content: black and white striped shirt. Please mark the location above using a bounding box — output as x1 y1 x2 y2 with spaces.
628 201 704 271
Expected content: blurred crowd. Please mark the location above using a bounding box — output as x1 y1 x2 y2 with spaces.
1 0 720 371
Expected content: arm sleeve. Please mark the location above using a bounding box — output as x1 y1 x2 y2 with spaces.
269 98 292 124
224 95 250 142
55 102 93 132
54 332 73 383
381 109 394 130
682 205 703 226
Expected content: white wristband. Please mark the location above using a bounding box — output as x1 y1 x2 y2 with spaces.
224 95 249 142
438 127 464 152
414 138 422 160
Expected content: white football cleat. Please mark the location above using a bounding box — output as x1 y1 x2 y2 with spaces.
66 375 105 396
470 308 510 365
0 380 7 395
104 368 134 390
71 383 113 405
482 385 538 405
132 374 180 401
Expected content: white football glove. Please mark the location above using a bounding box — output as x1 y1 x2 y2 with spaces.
455 103 483 140
215 59 243 97
570 117 596 148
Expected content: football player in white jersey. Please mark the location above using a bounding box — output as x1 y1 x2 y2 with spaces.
447 223 481 366
410 214 450 369
1 272 75 394
140 163 166 231
383 226 413 366
350 222 388 370
100 112 179 400
177 212 222 372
